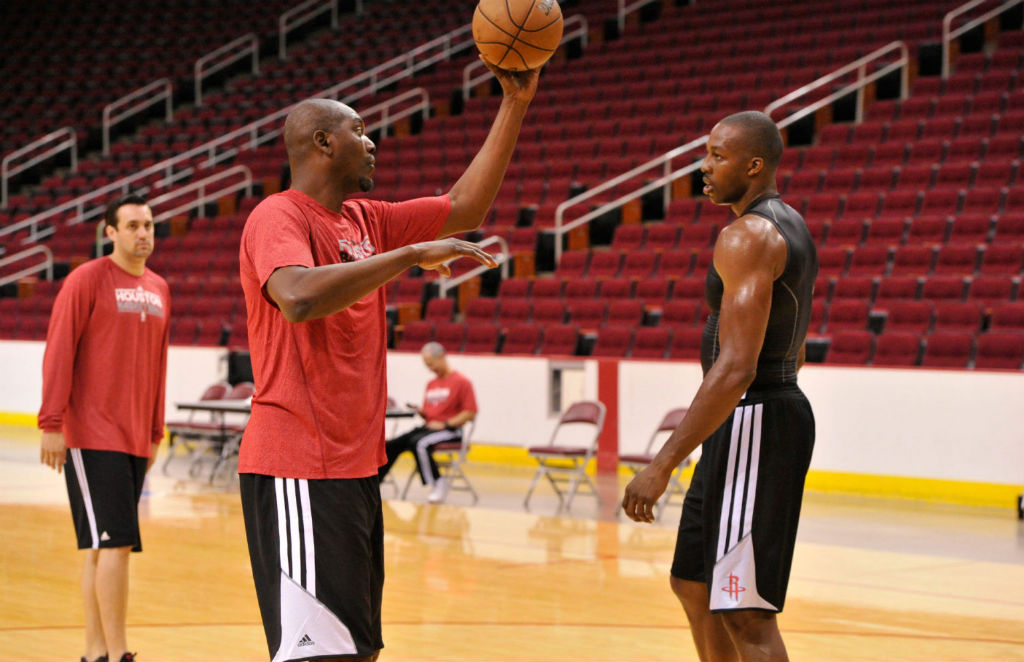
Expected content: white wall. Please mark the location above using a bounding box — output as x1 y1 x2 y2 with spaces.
4 340 1023 485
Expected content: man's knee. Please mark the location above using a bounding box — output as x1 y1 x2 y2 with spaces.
719 609 778 642
670 575 708 611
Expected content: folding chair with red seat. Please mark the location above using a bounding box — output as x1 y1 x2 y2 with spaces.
921 275 967 301
556 251 589 279
619 407 693 519
400 420 478 505
524 400 606 513
162 381 230 475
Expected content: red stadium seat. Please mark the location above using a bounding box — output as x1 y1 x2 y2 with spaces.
825 330 875 365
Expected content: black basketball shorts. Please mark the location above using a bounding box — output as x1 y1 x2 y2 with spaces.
64 448 148 552
240 474 385 661
671 387 815 612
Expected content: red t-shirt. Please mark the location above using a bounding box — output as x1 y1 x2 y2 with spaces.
420 371 477 424
238 188 450 479
38 257 170 458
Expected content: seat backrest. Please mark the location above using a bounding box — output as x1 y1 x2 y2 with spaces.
547 400 606 452
200 381 230 401
227 381 255 400
643 407 688 455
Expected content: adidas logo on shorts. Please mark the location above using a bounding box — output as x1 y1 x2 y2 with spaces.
100 531 111 542
297 634 314 647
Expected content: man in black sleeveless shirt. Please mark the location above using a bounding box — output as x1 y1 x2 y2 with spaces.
623 111 818 662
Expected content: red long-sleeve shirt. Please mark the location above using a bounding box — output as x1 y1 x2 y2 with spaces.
38 257 170 458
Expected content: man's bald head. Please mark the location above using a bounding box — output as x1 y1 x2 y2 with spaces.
283 98 357 164
717 110 784 169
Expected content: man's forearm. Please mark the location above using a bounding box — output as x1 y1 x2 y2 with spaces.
272 246 420 322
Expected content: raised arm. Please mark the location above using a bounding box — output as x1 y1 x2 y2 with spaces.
439 61 539 238
622 216 787 523
267 239 497 323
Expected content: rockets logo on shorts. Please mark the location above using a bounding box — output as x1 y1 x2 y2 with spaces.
114 286 165 321
338 237 376 263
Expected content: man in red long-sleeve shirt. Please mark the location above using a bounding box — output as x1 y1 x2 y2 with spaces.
39 193 170 662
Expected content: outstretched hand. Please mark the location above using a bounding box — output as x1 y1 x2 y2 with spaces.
480 57 540 105
411 237 499 277
622 464 672 524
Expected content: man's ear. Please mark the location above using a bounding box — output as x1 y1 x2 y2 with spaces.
105 224 117 241
747 156 765 177
313 129 331 154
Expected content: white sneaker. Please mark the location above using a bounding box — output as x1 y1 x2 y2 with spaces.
427 478 448 504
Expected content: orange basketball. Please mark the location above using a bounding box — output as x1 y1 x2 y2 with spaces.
472 0 564 72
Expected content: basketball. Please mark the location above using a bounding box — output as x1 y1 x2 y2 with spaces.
472 0 564 71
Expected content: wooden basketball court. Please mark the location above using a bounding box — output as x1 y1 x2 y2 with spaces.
1 425 1022 661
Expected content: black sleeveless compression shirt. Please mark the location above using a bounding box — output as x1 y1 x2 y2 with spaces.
700 194 818 389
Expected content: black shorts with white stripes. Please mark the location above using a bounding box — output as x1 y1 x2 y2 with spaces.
671 386 815 613
65 448 148 552
240 473 385 661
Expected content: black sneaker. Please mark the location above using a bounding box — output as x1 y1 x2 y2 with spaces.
81 656 108 662
117 654 136 662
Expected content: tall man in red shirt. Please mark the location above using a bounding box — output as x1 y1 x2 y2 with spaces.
238 60 538 662
378 341 478 503
39 193 170 662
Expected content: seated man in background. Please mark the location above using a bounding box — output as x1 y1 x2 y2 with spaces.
380 342 477 503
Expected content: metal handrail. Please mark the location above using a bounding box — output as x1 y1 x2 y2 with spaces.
437 235 510 297
617 0 660 33
765 40 909 128
3 18 488 245
1 127 78 207
360 88 431 136
279 0 338 60
195 33 260 107
1 80 429 247
93 165 254 256
552 136 707 264
102 78 174 155
942 0 1024 78
462 15 589 101
0 245 54 288
552 42 912 264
